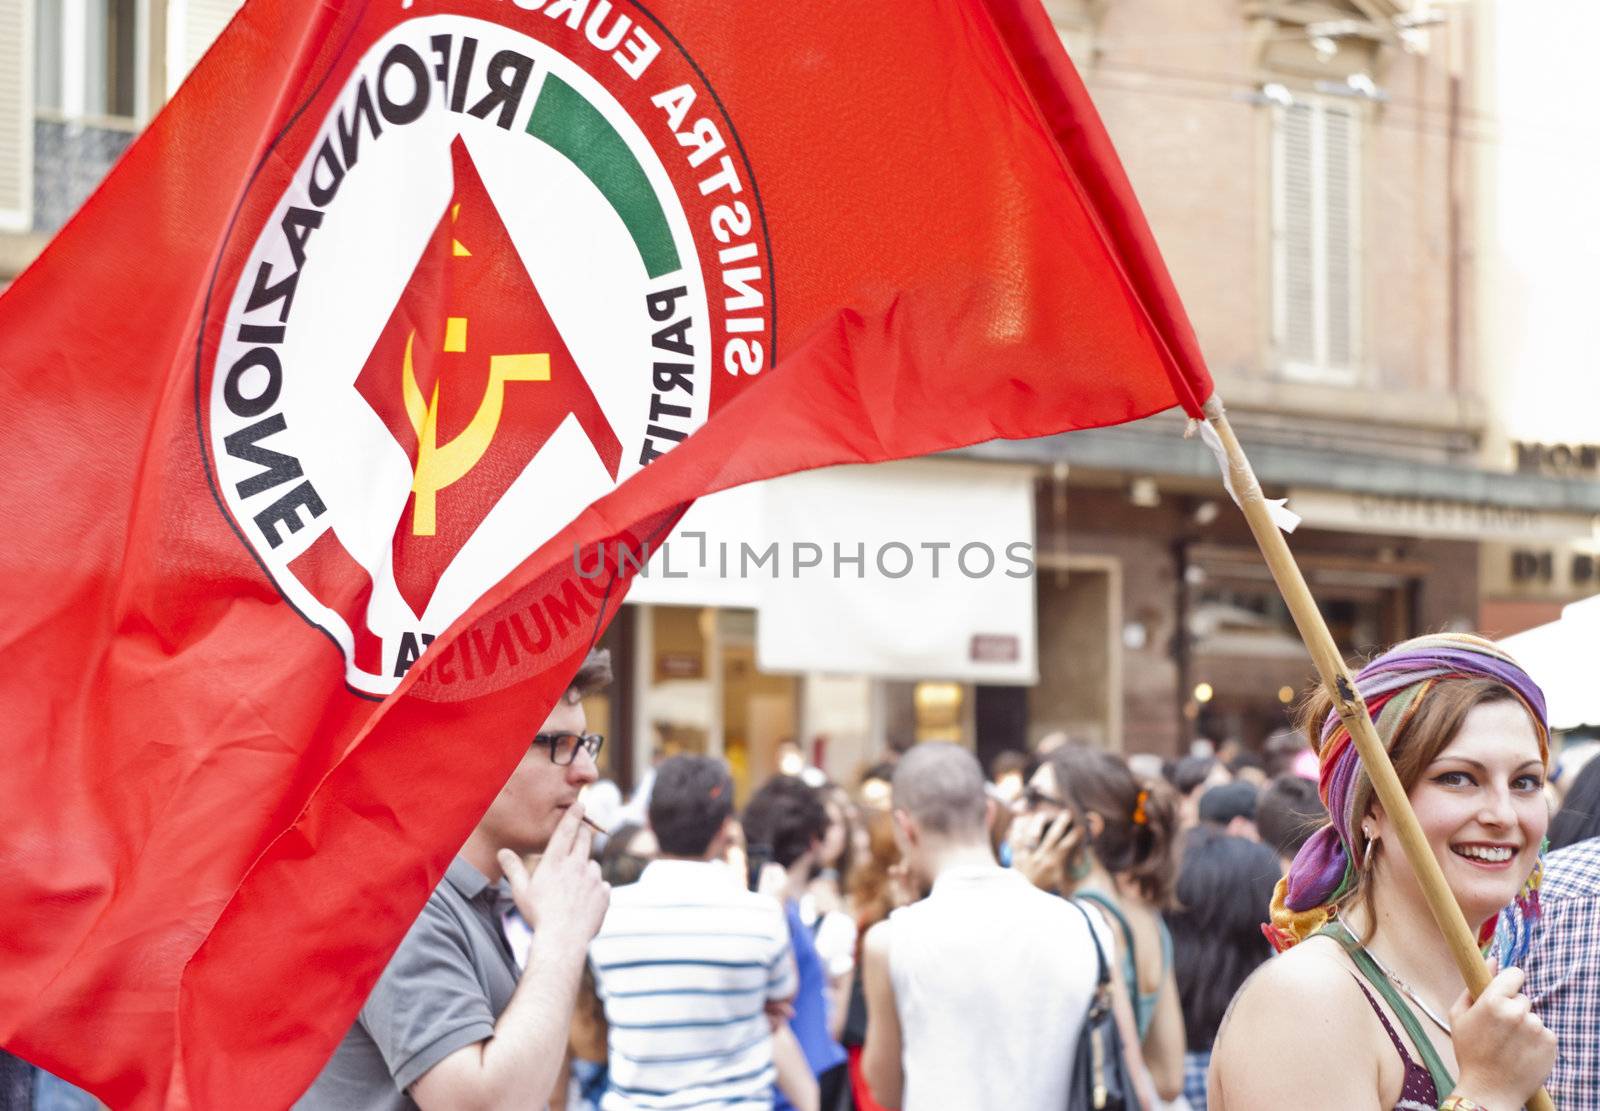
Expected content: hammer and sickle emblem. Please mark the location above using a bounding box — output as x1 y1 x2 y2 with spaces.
401 316 548 536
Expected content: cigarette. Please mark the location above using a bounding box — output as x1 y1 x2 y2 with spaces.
580 812 610 836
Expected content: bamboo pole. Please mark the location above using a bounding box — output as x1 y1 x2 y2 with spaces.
1203 396 1554 1111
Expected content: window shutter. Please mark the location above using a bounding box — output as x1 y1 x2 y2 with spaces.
1271 96 1361 381
1322 102 1359 372
0 0 32 231
165 0 244 98
1274 102 1316 367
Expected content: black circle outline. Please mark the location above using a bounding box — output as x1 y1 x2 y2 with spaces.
192 2 777 701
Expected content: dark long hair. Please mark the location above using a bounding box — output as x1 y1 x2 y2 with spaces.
817 785 858 887
1550 756 1600 851
1047 744 1181 908
1165 827 1281 1050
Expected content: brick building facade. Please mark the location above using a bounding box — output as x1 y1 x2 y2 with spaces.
3 0 1595 775
961 0 1600 759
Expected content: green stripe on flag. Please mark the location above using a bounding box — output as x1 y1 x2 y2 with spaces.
528 76 681 280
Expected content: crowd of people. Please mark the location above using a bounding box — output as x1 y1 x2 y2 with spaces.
285 633 1600 1111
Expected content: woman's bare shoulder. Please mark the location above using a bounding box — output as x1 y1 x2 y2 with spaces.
1216 939 1375 1060
1238 936 1355 997
1212 938 1384 1106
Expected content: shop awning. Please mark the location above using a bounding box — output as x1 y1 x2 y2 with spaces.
959 414 1600 515
625 459 1038 684
1500 593 1600 730
757 460 1037 683
624 482 765 610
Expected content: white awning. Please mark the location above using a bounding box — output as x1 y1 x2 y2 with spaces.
1500 593 1600 729
623 481 764 610
757 460 1037 683
625 458 1038 683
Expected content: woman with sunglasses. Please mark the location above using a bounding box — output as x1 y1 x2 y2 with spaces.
1210 634 1557 1111
1012 746 1187 1103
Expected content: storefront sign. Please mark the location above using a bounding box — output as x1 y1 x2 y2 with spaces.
1288 488 1597 543
1481 541 1600 600
1515 441 1600 478
654 652 704 680
970 634 1021 663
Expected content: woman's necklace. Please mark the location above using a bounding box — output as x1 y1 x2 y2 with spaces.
1358 936 1454 1035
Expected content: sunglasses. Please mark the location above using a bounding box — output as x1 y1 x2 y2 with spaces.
1021 785 1069 811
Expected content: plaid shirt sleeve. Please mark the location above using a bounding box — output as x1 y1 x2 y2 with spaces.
1183 1049 1211 1111
1519 840 1600 1110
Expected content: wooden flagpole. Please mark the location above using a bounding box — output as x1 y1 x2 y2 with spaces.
1203 397 1554 1111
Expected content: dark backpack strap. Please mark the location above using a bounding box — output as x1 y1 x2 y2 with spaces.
1068 898 1111 989
1078 890 1139 981
1067 899 1142 1111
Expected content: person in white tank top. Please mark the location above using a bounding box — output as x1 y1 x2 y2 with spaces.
859 743 1154 1109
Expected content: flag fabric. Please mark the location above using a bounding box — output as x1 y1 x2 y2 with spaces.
0 0 1212 1106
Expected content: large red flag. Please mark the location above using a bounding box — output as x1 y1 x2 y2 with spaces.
0 0 1211 1105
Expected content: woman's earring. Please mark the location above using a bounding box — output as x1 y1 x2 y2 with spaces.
1362 833 1377 871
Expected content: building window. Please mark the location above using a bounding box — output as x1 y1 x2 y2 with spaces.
1271 95 1362 383
31 0 145 234
35 0 141 122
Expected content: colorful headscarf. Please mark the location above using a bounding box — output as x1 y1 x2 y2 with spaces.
1263 633 1549 961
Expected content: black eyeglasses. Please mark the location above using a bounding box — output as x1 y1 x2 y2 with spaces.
531 732 605 766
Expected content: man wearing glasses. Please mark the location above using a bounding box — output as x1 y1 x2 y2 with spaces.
298 651 614 1110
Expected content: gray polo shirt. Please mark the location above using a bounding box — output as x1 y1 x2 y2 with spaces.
296 857 520 1110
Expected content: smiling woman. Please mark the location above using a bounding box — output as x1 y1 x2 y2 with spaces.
1210 634 1559 1111
1404 700 1548 924
1310 683 1548 951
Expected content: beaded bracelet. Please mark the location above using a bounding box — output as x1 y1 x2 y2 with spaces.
1438 1097 1491 1111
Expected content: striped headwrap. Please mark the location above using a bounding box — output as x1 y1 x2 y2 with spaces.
1264 633 1550 959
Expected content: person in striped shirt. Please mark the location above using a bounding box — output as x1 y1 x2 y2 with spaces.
587 756 803 1110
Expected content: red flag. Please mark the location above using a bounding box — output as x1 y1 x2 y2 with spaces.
0 1 1211 1106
